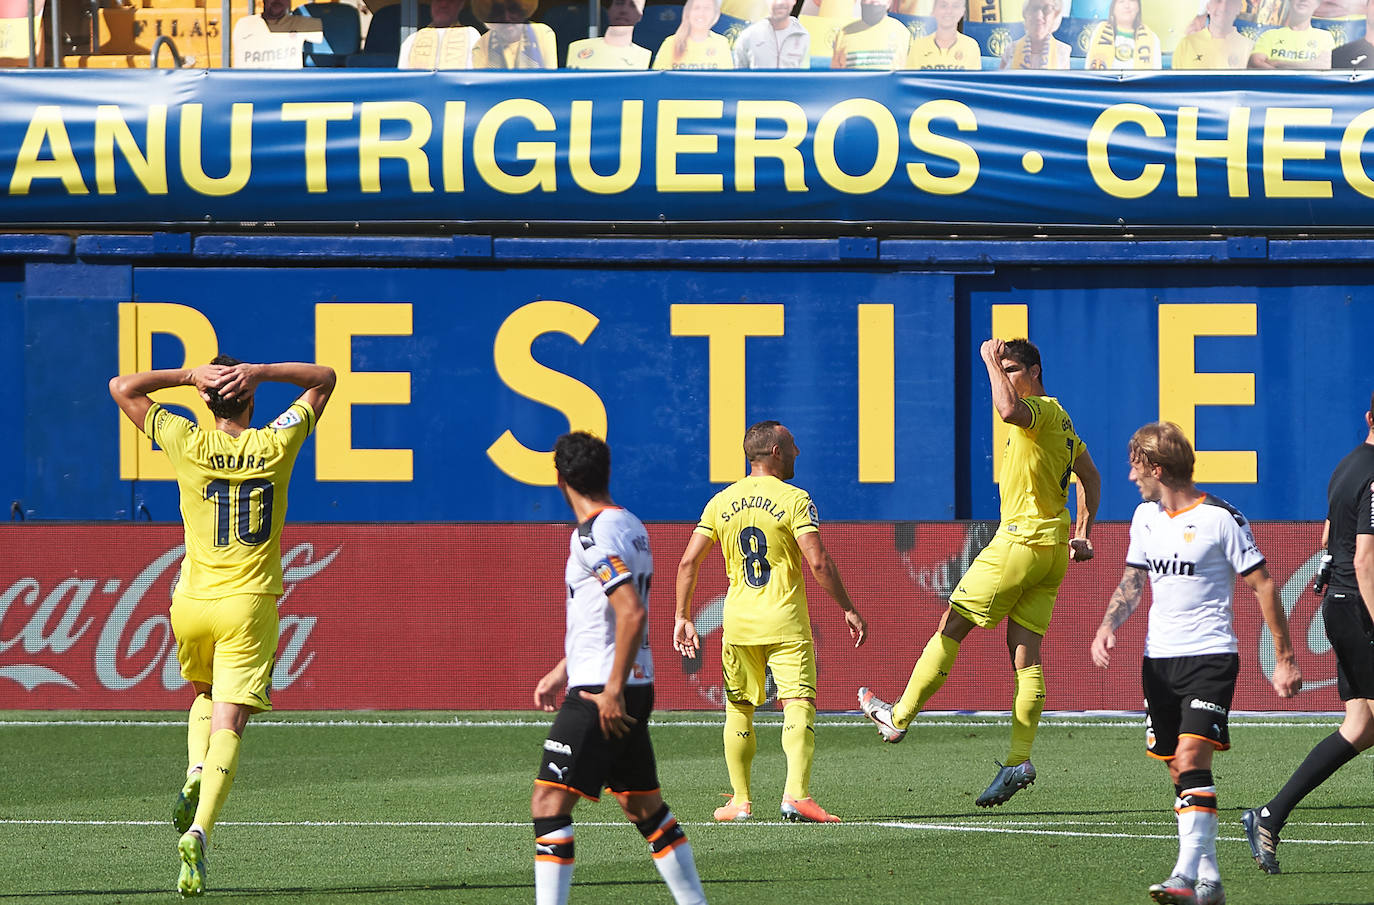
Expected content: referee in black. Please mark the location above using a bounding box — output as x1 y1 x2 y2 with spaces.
1242 392 1374 874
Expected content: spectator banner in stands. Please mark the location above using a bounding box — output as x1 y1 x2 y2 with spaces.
0 522 1335 711
1 71 1374 227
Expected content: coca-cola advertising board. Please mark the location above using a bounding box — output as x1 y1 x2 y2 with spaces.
0 521 1340 712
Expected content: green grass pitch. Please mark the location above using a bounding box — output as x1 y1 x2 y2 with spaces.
2 711 1372 904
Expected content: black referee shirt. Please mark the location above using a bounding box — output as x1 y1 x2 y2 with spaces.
1326 442 1374 595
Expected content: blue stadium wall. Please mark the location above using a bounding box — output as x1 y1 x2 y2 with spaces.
1 234 1369 524
2 69 1373 524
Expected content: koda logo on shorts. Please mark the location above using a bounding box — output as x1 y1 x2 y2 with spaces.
543 740 572 755
1189 699 1227 715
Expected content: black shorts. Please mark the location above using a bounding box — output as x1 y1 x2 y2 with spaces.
1142 654 1239 760
535 684 659 802
1323 593 1374 701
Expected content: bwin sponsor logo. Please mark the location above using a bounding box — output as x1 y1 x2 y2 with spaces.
1147 555 1196 576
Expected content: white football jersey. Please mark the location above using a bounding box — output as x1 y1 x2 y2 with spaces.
1126 494 1264 658
563 506 655 689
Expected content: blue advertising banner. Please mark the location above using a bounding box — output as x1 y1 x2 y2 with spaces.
14 265 955 521
1 70 1373 227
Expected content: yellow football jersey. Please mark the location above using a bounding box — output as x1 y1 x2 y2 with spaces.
694 474 819 644
995 395 1085 546
907 32 982 68
147 400 316 598
1170 28 1254 68
652 31 735 68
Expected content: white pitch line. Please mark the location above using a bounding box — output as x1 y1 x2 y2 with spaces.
1 818 1370 846
0 716 1349 729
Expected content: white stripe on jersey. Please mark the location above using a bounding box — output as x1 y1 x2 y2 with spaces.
564 507 655 689
1125 494 1264 658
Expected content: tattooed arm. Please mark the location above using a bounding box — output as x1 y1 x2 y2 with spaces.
1091 565 1147 669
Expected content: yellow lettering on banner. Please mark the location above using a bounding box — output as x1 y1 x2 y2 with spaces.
989 304 1027 484
474 99 557 194
1087 103 1164 199
1175 106 1249 199
117 303 218 481
656 100 725 193
814 99 897 195
314 303 414 482
486 301 607 486
359 101 434 194
180 103 253 197
1157 303 1257 483
1263 107 1333 199
670 304 785 483
570 99 643 194
858 304 894 483
734 100 808 193
443 100 466 192
94 105 168 196
907 100 978 196
10 106 89 196
1341 108 1374 199
281 102 353 194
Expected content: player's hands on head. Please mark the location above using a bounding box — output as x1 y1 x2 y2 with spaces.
845 609 867 648
190 364 232 403
215 362 263 401
673 617 700 659
980 338 1007 365
1069 538 1094 562
1090 626 1114 669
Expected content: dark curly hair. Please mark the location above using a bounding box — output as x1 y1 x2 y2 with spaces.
554 431 610 497
205 354 251 420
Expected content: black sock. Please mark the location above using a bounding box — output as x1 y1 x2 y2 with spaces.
1262 730 1359 828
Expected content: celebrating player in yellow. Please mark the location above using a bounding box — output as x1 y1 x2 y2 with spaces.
859 338 1100 807
674 421 867 824
109 355 335 897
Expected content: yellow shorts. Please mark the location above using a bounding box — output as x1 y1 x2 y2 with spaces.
722 639 816 706
170 592 279 711
949 536 1069 636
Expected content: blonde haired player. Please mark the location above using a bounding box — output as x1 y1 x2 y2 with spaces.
110 356 334 897
675 421 867 823
859 338 1099 807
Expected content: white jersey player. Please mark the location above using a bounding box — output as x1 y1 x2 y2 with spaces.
1091 422 1300 905
530 432 707 905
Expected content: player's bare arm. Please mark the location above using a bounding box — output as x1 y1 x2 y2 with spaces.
216 362 337 419
108 365 231 431
1092 565 1146 668
1070 447 1101 562
534 658 568 712
581 583 644 739
981 338 1033 428
673 532 714 658
797 532 867 648
1243 563 1302 697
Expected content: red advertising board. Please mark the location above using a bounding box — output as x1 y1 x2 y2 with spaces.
0 522 1338 712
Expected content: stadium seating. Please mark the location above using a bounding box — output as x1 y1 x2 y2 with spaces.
346 0 430 65
297 0 360 64
539 0 592 52
633 1 678 53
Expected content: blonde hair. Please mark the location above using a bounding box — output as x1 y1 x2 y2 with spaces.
673 0 722 61
1128 421 1195 486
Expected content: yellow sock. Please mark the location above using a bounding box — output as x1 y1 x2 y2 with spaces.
723 700 756 804
1008 664 1045 766
781 699 816 801
893 633 960 728
192 728 241 840
186 693 213 772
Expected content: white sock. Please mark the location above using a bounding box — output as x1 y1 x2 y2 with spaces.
534 822 574 905
1172 786 1218 882
639 808 707 905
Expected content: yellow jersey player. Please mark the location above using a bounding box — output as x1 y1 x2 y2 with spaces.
859 338 1100 808
109 355 335 897
674 421 867 824
908 0 982 67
